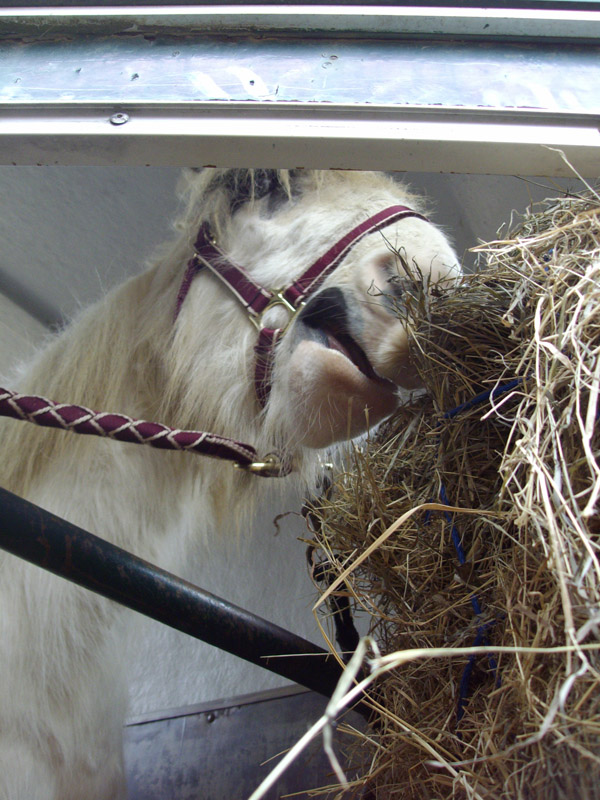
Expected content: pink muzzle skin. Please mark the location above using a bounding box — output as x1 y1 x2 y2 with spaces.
175 205 428 408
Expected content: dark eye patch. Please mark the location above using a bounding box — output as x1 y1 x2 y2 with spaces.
228 170 280 212
225 169 304 215
385 274 416 299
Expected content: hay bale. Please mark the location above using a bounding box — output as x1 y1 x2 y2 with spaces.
309 191 600 799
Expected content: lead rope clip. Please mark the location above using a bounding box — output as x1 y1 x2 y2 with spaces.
233 453 290 478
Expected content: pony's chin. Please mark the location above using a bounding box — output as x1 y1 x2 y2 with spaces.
285 339 400 449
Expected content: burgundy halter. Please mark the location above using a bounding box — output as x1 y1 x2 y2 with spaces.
175 204 428 407
0 204 429 478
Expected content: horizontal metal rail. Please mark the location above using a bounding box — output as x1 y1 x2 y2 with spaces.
1 103 598 175
0 486 363 712
2 5 600 40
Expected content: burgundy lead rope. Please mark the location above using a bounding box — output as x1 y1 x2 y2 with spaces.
0 387 258 468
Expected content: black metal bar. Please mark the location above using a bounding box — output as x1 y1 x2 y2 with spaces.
0 486 357 709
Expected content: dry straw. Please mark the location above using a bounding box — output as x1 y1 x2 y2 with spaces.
305 189 600 799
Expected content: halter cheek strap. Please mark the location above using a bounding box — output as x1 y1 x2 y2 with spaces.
175 204 429 407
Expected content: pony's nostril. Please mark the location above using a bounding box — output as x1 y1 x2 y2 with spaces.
298 287 348 331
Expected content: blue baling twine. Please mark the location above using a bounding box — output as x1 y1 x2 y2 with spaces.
439 483 483 618
437 378 522 723
442 378 523 422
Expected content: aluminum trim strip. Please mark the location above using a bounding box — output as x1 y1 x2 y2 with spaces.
1 5 599 40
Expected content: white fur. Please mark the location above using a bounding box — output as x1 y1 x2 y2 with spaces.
0 169 459 799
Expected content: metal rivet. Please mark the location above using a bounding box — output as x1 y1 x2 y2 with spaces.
110 112 129 126
206 712 216 723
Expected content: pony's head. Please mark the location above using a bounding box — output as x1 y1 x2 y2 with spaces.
168 169 460 459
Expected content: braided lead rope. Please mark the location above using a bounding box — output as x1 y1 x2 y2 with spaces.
0 386 261 469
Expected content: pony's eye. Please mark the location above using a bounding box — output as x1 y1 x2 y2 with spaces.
383 263 415 292
387 276 418 303
371 254 413 303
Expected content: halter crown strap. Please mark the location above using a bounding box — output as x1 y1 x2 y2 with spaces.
283 205 428 307
175 204 429 406
174 224 273 321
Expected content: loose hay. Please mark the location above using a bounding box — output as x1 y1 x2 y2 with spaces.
308 190 600 799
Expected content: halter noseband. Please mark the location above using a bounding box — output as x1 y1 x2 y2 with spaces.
175 204 428 407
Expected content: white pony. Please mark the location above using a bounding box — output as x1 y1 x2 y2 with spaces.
0 169 459 799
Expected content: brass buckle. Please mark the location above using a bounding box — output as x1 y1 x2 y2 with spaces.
233 453 289 478
249 290 304 334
